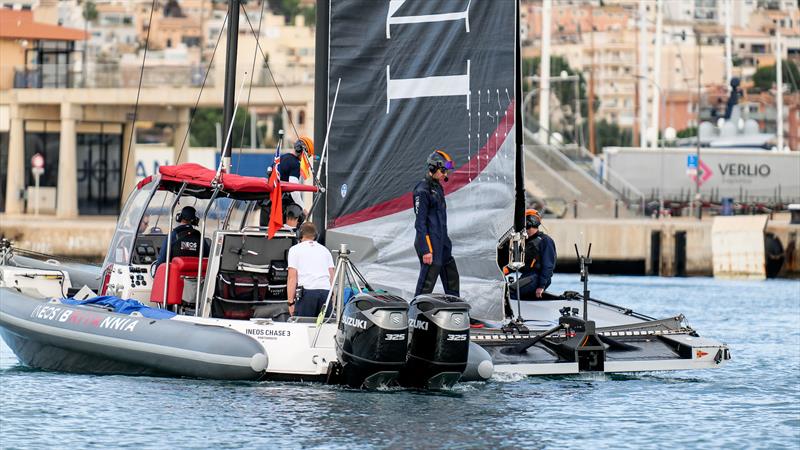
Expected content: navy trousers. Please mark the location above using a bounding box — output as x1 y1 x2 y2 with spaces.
415 255 460 297
295 289 331 317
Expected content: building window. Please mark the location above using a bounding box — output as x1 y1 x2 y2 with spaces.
76 130 122 215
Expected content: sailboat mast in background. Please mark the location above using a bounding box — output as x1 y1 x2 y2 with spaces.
221 0 240 172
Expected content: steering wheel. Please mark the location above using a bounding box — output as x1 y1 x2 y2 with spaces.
150 261 159 278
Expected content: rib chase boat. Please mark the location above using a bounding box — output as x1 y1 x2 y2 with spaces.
0 163 491 388
0 0 728 385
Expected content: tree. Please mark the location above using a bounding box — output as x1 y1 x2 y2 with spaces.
752 60 800 93
81 0 98 22
594 120 632 151
523 56 599 145
189 108 255 148
267 0 301 23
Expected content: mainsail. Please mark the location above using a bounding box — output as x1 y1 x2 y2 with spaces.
324 0 517 320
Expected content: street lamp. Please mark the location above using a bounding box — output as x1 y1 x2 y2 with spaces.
635 74 666 219
528 73 583 147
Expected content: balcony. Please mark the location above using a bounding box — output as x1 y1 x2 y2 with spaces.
9 62 313 90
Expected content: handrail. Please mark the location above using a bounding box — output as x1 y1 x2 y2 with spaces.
523 116 645 210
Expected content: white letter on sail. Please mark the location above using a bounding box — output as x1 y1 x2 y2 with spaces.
386 60 471 114
386 0 471 39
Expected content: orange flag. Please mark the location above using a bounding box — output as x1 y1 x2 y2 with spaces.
267 145 283 239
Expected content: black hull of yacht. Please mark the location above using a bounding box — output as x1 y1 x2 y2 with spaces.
0 289 267 380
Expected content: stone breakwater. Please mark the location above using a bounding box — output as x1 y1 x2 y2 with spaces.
0 214 116 261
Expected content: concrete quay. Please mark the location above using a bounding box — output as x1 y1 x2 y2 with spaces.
545 214 799 278
1 213 797 279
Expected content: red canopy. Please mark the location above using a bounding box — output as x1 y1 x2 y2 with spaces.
158 163 317 195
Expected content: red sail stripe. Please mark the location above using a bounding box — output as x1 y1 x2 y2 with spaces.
331 101 515 228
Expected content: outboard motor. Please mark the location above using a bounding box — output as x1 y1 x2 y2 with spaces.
334 293 409 389
399 294 471 389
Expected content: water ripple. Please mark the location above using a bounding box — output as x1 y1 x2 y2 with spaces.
1 275 799 449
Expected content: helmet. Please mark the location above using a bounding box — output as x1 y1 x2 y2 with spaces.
525 209 541 229
284 203 303 221
294 136 314 155
426 149 455 174
176 206 199 226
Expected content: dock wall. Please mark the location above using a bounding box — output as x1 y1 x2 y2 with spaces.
1 213 797 278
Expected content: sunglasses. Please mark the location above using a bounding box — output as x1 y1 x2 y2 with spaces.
442 160 454 171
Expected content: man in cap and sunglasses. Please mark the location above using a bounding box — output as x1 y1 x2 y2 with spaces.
412 150 460 297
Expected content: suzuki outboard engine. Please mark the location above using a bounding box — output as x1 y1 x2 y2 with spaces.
399 294 471 389
334 293 409 389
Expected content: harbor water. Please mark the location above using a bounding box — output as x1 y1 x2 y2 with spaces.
1 275 798 449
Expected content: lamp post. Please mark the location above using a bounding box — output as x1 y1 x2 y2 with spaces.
694 26 703 220
529 72 583 146
636 74 666 218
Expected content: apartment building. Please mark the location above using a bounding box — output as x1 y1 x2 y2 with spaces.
0 2 314 218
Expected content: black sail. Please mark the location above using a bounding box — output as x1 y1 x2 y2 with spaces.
325 0 517 320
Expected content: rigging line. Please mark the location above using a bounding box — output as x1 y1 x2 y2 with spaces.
239 8 300 140
235 0 267 174
150 10 229 234
120 0 158 193
175 11 229 165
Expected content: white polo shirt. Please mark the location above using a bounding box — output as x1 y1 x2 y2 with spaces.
287 240 335 290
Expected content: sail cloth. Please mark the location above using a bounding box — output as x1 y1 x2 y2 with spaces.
325 0 517 320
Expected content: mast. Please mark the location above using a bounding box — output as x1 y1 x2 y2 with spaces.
221 0 240 172
776 27 784 152
538 0 552 145
314 0 330 237
637 0 648 148
724 0 732 89
650 0 662 150
514 0 525 232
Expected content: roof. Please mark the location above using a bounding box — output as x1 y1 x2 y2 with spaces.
0 10 87 41
156 163 317 199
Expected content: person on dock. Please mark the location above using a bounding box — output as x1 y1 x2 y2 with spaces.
287 222 335 317
154 206 208 267
413 150 460 297
514 209 556 299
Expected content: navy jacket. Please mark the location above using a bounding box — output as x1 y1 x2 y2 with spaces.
279 153 301 182
520 231 556 289
155 224 209 267
413 177 452 265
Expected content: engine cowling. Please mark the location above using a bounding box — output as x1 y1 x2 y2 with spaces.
399 293 471 389
335 293 409 388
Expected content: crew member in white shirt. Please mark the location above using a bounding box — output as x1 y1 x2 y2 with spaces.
287 222 334 317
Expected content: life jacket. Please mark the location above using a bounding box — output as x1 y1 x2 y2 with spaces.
525 233 544 271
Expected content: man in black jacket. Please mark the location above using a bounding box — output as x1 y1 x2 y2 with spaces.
155 206 208 267
514 209 556 299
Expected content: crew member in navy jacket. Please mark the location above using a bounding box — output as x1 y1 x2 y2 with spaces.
413 150 460 297
515 209 556 299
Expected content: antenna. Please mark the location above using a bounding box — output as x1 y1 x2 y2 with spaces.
574 242 592 321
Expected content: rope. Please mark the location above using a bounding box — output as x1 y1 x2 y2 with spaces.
239 7 300 140
174 11 229 164
120 0 158 193
235 0 268 174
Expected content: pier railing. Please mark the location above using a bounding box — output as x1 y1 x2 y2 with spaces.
10 62 312 89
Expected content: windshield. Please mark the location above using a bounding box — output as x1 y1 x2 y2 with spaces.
144 192 234 240
103 178 157 268
103 179 237 269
